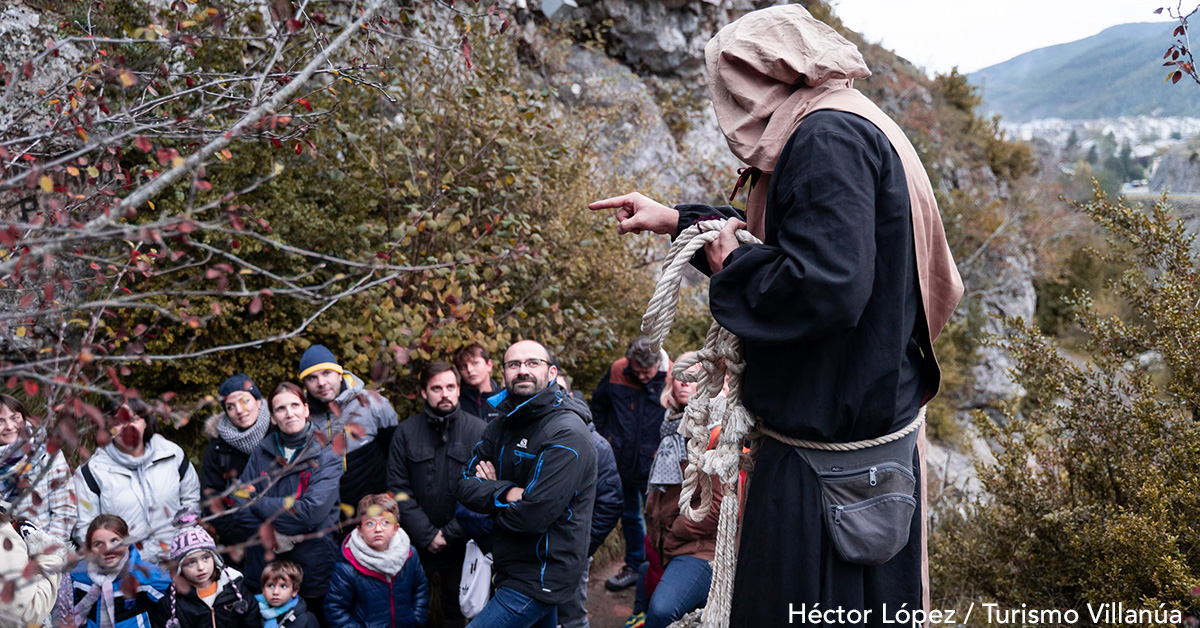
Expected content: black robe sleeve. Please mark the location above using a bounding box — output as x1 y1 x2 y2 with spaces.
708 121 880 345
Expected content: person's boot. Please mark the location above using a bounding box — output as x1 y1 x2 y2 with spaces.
605 564 638 591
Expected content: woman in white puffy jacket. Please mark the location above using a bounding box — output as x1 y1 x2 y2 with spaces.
72 399 200 566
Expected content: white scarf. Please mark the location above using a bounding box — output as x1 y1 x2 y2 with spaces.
347 527 410 580
73 552 129 628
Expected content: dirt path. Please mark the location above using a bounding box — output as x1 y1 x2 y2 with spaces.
583 559 637 628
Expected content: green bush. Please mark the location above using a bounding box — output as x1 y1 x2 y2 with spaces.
932 189 1200 622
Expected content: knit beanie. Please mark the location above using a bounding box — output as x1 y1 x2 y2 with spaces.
169 509 222 568
298 344 343 381
218 373 262 401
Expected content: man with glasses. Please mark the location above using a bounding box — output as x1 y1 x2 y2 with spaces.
589 336 668 591
458 340 597 628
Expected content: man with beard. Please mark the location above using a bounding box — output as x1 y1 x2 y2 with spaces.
458 340 597 628
388 361 486 628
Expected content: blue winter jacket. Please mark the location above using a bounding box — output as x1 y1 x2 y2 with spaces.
233 427 344 597
324 535 429 628
70 547 171 628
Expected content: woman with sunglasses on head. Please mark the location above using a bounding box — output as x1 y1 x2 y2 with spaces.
72 398 201 567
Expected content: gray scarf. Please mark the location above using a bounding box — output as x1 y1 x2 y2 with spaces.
647 408 686 492
216 402 271 455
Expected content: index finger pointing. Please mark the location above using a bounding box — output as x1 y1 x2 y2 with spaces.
588 194 634 211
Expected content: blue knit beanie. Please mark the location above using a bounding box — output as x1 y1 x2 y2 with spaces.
218 373 262 401
299 344 343 380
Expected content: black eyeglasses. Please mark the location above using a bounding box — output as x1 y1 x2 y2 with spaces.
503 358 548 371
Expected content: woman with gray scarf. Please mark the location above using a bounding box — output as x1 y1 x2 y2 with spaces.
200 374 271 553
71 398 201 566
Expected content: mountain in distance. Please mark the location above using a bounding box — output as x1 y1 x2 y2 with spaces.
969 21 1200 122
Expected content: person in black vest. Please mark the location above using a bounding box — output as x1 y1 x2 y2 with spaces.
458 340 596 628
200 374 271 558
453 343 502 423
387 361 486 628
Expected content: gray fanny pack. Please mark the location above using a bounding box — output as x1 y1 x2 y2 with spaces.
792 426 919 566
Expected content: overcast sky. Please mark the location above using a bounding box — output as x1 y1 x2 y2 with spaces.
833 0 1178 75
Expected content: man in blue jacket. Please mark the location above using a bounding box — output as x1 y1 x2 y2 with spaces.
589 336 667 591
458 340 597 628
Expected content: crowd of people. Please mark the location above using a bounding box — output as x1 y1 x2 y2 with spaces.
3 5 963 627
0 337 721 628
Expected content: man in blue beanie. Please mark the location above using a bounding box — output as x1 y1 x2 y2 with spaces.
298 344 399 523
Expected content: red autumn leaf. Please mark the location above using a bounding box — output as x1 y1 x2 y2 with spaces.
332 432 348 456
120 574 138 598
43 282 54 302
462 40 472 69
1174 49 1181 60
135 136 151 152
229 214 244 230
177 220 196 234
19 292 34 308
22 60 32 79
118 423 141 449
249 296 262 315
194 180 212 191
3 378 13 390
294 143 302 154
23 380 37 397
259 522 278 555
1174 70 1183 83
1176 25 1187 36
1192 584 1200 597
297 99 312 112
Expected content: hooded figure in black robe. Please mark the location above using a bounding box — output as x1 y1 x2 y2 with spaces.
590 5 963 627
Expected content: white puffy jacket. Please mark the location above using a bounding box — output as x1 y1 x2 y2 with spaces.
72 434 200 565
0 522 66 628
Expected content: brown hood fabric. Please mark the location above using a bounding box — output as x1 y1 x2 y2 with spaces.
705 4 963 344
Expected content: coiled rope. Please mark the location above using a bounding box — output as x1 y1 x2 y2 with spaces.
643 219 925 628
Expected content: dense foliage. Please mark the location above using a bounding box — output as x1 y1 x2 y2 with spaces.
933 190 1200 621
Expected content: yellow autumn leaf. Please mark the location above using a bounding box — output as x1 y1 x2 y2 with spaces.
77 127 88 141
15 327 26 337
67 166 79 176
119 70 136 87
87 166 99 177
283 495 296 510
171 156 185 168
38 176 52 192
339 503 356 517
233 488 251 499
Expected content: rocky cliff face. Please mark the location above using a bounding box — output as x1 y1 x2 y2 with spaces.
1150 140 1200 195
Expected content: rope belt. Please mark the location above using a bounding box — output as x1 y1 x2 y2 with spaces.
758 406 926 451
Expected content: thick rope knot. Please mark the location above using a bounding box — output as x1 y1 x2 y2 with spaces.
640 219 760 628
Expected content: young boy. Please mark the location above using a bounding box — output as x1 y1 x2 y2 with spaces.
255 561 319 628
325 494 429 628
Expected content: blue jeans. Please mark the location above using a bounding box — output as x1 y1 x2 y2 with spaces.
621 483 647 567
640 556 713 628
466 586 557 628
